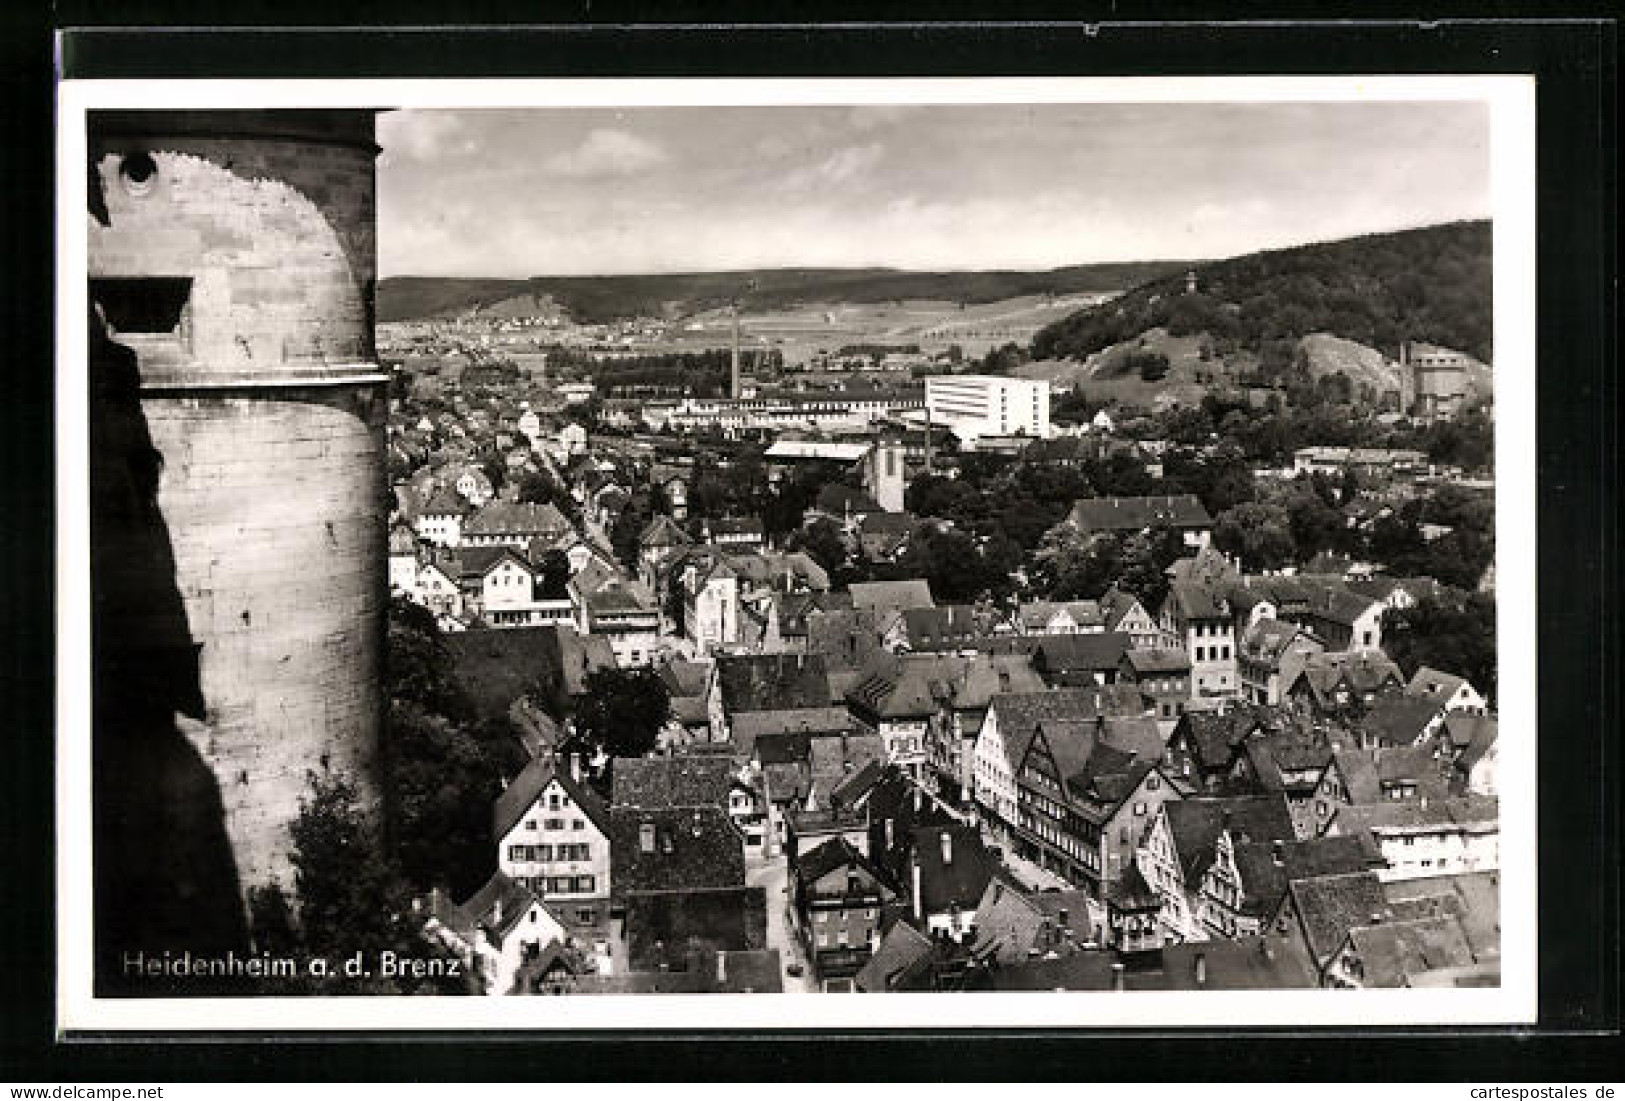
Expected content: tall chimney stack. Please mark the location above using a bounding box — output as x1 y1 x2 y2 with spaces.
730 301 742 400
1194 952 1207 987
911 857 923 922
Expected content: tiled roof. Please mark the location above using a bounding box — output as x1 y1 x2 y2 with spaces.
457 871 549 949
608 805 746 898
492 755 611 842
1099 585 1147 630
732 708 853 756
988 686 1146 772
854 920 936 993
1016 600 1105 631
911 824 995 916
1123 647 1191 675
656 658 711 698
1068 494 1213 533
716 653 833 714
1165 795 1296 883
638 514 691 549
849 578 935 615
611 755 738 810
1383 871 1500 961
623 886 767 971
1231 835 1375 918
422 487 470 516
1032 631 1132 674
1164 579 1230 622
1345 915 1478 987
1405 666 1472 703
1357 694 1447 748
465 500 574 537
1108 860 1161 911
1148 936 1318 990
899 604 1007 650
1289 871 1395 963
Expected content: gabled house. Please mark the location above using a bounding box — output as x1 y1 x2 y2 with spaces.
1436 713 1499 797
849 578 935 619
1355 693 1451 750
1015 600 1106 636
415 487 470 548
708 652 833 744
1134 794 1296 943
463 500 575 550
1237 618 1325 706
887 604 1011 654
1118 646 1193 723
1405 666 1488 715
1159 581 1239 700
905 824 996 939
1284 650 1405 721
1011 716 1184 900
1196 834 1375 942
971 869 1100 961
1100 585 1162 649
1325 796 1500 882
492 755 614 929
1067 494 1213 549
1163 708 1270 793
423 872 568 995
1029 631 1132 688
970 684 1148 838
790 837 899 987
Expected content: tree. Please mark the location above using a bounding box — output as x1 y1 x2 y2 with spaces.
1212 501 1297 572
517 468 575 517
279 768 476 995
1382 594 1497 703
570 667 672 760
1116 525 1187 612
536 548 571 599
1034 529 1124 601
385 700 509 898
794 517 850 575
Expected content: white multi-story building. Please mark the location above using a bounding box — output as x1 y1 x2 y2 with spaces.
925 375 1051 443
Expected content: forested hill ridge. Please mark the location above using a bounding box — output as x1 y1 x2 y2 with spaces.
1031 221 1492 367
377 261 1195 325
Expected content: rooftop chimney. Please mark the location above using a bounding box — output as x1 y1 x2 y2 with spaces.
1194 952 1208 988
716 951 728 986
1111 962 1126 992
1271 839 1284 867
940 830 953 866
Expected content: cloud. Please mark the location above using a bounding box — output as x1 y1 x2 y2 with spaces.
378 112 467 162
781 142 886 191
543 129 668 178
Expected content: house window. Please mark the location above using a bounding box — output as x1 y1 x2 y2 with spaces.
573 819 585 831
546 818 566 830
577 908 597 924
1134 802 1147 816
525 819 537 831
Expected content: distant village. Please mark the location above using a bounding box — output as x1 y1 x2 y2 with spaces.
378 317 1499 997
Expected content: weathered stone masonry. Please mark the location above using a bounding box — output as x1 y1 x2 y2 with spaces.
88 110 387 895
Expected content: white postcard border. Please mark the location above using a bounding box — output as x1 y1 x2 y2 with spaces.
55 73 1538 1032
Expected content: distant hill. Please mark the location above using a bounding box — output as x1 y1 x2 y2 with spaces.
1030 221 1492 367
378 261 1195 325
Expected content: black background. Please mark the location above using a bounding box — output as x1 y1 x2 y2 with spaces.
2 6 1616 1082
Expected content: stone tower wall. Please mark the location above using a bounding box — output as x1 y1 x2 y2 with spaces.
88 111 386 894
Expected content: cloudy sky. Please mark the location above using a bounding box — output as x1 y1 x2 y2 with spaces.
376 101 1490 277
